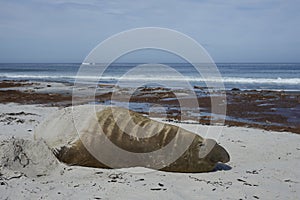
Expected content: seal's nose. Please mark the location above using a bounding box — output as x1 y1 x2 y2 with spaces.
198 139 230 163
211 144 230 163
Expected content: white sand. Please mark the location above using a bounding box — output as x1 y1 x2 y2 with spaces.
0 103 58 140
0 103 299 199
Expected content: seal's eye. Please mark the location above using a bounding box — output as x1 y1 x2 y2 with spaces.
199 139 218 159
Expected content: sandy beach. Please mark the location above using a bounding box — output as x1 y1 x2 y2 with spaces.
0 81 299 199
1 0 300 198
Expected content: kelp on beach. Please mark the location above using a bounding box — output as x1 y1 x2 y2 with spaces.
0 80 299 134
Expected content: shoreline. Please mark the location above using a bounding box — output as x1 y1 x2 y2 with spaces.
0 80 299 134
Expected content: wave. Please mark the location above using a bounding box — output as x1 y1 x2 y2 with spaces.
0 74 78 80
1 74 300 85
221 77 300 85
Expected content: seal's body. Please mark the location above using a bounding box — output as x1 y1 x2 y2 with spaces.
35 105 230 172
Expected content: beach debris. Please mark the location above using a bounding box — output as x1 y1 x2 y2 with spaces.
246 169 261 174
284 179 299 184
0 181 7 186
189 176 232 188
150 188 162 191
237 178 258 187
237 178 246 183
0 116 25 125
107 173 126 183
108 173 123 180
0 112 38 125
150 183 167 191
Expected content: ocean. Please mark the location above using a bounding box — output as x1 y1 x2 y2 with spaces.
0 63 299 91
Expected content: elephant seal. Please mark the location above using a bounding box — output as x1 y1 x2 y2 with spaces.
35 105 230 172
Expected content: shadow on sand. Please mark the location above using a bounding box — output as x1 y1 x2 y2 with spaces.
213 163 232 172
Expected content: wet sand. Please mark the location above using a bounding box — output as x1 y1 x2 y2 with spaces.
0 80 299 134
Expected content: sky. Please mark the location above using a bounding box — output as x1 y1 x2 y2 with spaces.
0 0 299 63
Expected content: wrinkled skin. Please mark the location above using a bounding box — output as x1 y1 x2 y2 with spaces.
54 107 230 173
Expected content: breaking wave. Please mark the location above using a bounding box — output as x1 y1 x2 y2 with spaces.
1 74 300 85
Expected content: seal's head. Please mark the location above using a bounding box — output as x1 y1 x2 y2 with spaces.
198 138 230 168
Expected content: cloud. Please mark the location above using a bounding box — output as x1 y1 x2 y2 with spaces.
0 0 299 62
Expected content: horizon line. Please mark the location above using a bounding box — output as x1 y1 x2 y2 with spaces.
1 62 300 64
